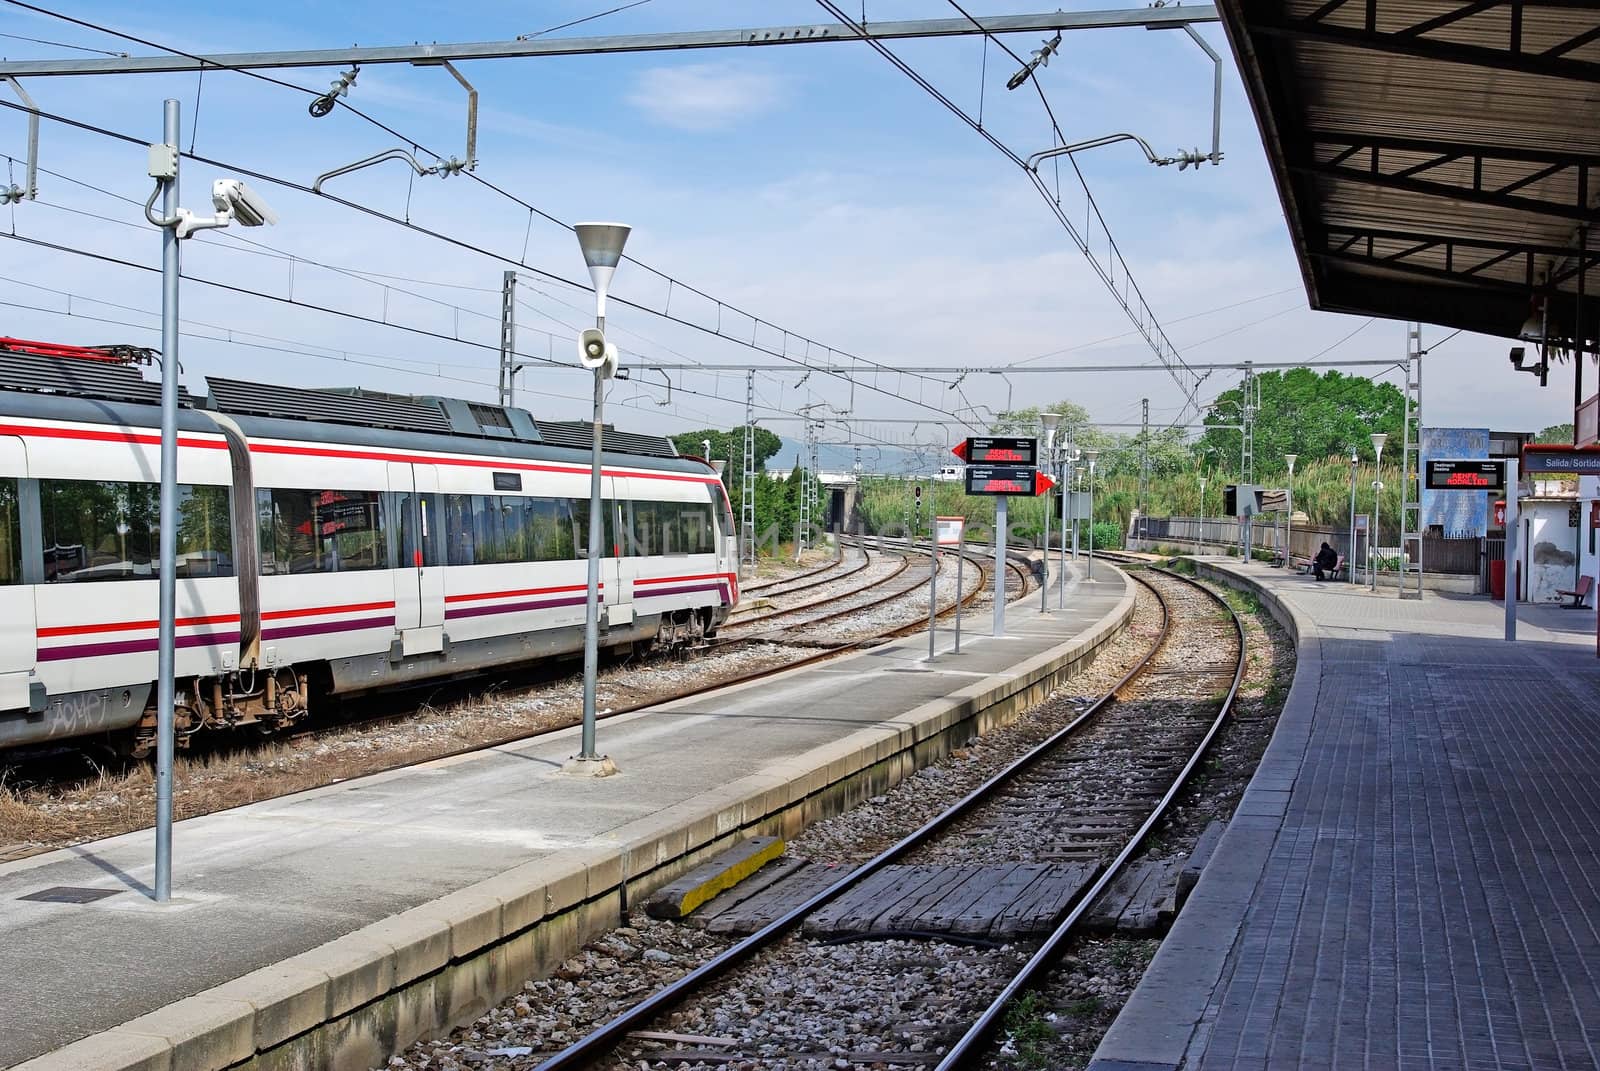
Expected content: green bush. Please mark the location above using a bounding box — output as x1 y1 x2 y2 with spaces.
1089 521 1122 551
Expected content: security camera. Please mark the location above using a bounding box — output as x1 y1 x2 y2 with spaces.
1509 345 1527 369
212 179 278 227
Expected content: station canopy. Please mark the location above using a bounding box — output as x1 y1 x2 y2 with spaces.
1219 0 1600 352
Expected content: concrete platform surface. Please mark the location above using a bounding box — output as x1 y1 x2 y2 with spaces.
1 559 1132 1070
1093 560 1600 1071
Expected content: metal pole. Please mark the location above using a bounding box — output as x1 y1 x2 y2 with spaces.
1505 458 1519 641
993 496 1007 637
1285 457 1295 568
928 540 939 660
1040 478 1051 614
1058 460 1068 608
1087 470 1095 581
1069 460 1080 562
1371 449 1383 593
580 332 604 761
955 527 965 654
154 98 180 903
1349 453 1358 584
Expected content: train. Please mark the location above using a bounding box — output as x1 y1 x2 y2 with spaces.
0 341 739 754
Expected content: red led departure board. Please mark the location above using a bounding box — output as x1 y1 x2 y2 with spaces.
962 437 1038 466
1424 459 1506 491
964 466 1039 496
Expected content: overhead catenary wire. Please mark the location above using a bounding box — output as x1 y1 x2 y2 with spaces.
3 236 940 449
812 0 1202 414
1 0 969 414
0 94 979 428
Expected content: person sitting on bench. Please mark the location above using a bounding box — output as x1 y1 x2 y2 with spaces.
1313 541 1339 581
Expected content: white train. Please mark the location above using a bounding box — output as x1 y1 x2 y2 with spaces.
0 346 738 753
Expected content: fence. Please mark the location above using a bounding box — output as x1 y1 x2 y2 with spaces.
1132 516 1485 580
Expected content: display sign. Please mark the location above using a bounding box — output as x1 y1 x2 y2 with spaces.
1523 444 1600 474
1425 458 1506 490
957 437 1038 466
1355 514 1369 532
964 466 1038 495
935 516 965 546
1259 488 1289 511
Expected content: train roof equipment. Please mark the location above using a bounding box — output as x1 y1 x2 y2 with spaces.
0 337 680 460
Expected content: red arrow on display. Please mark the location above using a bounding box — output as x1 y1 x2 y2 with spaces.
951 440 969 461
1035 472 1056 496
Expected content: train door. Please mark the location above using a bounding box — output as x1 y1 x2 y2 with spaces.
388 462 446 656
0 436 34 711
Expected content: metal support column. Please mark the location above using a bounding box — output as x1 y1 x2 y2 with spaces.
741 371 756 571
497 270 517 407
1399 323 1424 599
796 419 814 561
993 496 1008 637
154 98 180 903
1138 397 1150 539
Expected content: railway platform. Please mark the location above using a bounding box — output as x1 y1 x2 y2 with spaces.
1093 559 1600 1071
0 556 1132 1071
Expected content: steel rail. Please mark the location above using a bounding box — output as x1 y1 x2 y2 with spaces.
742 549 852 594
935 557 1246 1068
719 547 915 633
532 558 1167 1071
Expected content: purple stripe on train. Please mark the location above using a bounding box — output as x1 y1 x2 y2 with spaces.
635 582 729 605
38 630 243 662
444 596 588 621
260 615 397 641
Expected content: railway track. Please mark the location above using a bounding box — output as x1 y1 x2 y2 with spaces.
741 551 858 597
518 559 1243 1070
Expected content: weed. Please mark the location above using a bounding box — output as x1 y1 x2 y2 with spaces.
1067 995 1103 1018
1003 992 1059 1069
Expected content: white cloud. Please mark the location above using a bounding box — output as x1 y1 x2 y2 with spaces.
626 63 786 131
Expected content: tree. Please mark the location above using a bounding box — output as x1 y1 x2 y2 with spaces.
1195 369 1406 478
1536 423 1575 444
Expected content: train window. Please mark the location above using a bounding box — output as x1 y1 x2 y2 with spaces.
622 502 715 556
680 504 714 555
40 480 234 582
444 495 576 565
570 498 618 559
0 480 17 586
258 488 386 574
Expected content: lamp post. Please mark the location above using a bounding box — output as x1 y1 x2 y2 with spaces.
1040 412 1060 613
144 99 278 901
573 221 630 773
1084 449 1100 581
1348 448 1358 584
1370 432 1387 593
1284 454 1297 567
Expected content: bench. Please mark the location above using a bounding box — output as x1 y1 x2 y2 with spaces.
1299 554 1346 580
1557 575 1593 609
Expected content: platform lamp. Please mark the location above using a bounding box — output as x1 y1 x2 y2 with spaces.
1285 454 1297 568
1370 432 1388 593
572 221 630 775
1084 449 1100 581
1040 412 1061 613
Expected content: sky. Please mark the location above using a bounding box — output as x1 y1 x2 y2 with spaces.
0 0 1580 471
